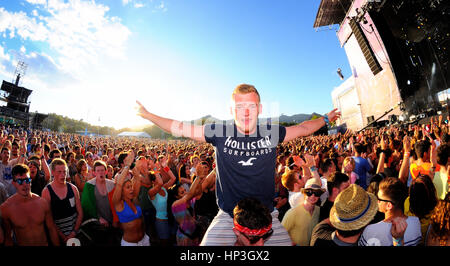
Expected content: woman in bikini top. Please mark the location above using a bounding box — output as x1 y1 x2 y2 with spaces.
112 152 147 245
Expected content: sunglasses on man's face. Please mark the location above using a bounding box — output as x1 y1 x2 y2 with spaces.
376 195 393 204
304 190 323 197
14 177 32 185
242 228 273 245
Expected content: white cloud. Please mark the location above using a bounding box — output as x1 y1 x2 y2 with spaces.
0 1 131 80
0 8 49 41
0 45 10 62
20 46 26 53
122 0 132 5
154 1 168 12
25 0 47 5
134 3 145 8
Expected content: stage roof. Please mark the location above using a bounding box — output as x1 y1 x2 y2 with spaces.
117 131 152 138
1 80 33 98
313 0 352 28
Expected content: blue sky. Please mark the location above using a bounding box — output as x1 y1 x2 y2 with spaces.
0 0 351 129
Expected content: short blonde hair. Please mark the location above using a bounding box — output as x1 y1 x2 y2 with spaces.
342 157 355 170
50 158 67 171
231 83 260 103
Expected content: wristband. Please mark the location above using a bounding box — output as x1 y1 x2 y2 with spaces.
309 166 318 172
393 237 403 246
323 114 329 126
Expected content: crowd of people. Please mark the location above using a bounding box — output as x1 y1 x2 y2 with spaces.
0 84 449 247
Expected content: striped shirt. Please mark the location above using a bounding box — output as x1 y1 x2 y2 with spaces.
47 183 78 236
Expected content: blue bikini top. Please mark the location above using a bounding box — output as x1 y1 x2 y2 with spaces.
117 201 142 223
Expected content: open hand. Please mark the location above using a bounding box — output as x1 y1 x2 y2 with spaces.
136 100 150 119
327 108 341 122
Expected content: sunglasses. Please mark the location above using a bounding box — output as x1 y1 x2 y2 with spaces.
14 177 32 185
304 190 323 197
376 195 393 204
242 228 273 244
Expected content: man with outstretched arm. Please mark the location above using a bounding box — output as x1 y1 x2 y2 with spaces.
136 83 340 245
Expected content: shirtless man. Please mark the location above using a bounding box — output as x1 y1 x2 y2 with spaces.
0 164 60 246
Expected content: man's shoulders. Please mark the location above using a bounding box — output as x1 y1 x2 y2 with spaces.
361 220 389 240
33 194 47 203
406 216 421 226
313 219 334 235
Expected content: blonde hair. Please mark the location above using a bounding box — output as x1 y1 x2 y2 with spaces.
231 84 260 103
342 157 355 172
50 158 67 171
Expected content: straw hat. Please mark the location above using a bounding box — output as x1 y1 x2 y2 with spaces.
329 184 378 231
301 178 326 193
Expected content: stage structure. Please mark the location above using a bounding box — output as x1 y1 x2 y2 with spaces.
0 61 48 129
315 0 449 130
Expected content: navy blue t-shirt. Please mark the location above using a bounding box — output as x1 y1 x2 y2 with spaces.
204 122 286 217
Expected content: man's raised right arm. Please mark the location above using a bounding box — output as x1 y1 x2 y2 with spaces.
136 100 206 143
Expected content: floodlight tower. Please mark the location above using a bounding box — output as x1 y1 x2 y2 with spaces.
12 60 28 86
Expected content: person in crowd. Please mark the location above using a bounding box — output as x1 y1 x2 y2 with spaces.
0 148 18 197
193 162 219 230
106 165 115 180
359 177 421 246
366 173 388 224
170 168 206 246
404 174 438 242
81 160 119 244
433 143 449 200
352 143 373 190
132 156 158 244
0 164 60 246
10 141 20 160
148 155 176 246
48 149 62 165
27 155 51 196
312 184 379 246
410 139 435 181
342 156 358 184
177 163 192 193
317 158 335 204
281 177 325 246
233 197 273 246
74 159 89 194
281 168 306 209
425 194 450 246
136 83 340 246
319 172 350 222
41 159 83 244
112 151 150 246
65 151 78 182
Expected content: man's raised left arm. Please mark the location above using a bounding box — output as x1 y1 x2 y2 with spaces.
284 108 340 142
